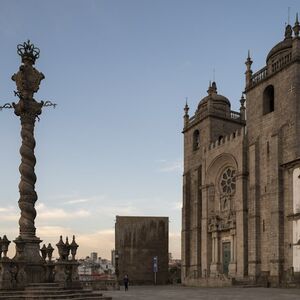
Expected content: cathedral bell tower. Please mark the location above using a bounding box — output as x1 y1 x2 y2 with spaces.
245 18 300 285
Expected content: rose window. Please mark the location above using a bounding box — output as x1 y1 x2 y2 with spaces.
220 168 236 194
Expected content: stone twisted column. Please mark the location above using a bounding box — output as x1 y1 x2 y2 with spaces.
4 40 56 285
11 40 44 239
18 114 38 237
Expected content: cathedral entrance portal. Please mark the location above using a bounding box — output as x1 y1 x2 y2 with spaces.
222 242 231 275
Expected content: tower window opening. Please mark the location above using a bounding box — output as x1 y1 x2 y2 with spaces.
263 85 275 115
193 130 200 151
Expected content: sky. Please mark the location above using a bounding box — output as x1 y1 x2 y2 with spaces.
0 0 299 259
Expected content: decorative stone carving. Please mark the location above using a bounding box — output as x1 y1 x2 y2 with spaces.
16 263 27 288
53 236 81 288
70 236 79 260
208 211 236 232
54 264 67 283
40 244 47 260
1 235 10 258
47 244 54 261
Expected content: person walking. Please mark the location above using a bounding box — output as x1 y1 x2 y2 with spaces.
123 274 129 291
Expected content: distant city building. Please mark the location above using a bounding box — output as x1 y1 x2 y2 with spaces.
111 249 116 267
91 252 98 262
78 256 115 281
115 216 169 284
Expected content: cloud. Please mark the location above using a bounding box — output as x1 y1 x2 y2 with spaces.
64 198 94 205
0 206 14 212
98 203 141 218
0 206 19 222
158 159 183 173
37 225 72 237
0 203 91 223
36 203 91 220
76 229 115 259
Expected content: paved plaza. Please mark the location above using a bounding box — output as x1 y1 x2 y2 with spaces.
104 285 300 300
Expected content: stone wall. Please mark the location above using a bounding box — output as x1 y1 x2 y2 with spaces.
115 216 168 285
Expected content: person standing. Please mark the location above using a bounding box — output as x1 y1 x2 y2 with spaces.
123 274 129 291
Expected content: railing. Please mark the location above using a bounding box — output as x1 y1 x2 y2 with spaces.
230 110 241 120
188 115 195 123
185 109 242 129
251 66 268 86
271 52 292 73
249 51 292 88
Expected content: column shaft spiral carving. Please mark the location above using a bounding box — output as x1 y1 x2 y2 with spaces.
18 115 37 237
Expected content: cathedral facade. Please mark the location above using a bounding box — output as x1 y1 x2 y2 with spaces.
182 20 300 287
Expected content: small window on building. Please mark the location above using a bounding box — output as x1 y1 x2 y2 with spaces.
263 85 275 115
193 130 200 150
218 135 223 143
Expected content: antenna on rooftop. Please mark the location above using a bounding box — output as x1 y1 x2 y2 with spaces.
213 68 215 82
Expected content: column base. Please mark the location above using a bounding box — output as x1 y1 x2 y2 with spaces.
228 262 236 277
248 260 261 279
210 263 221 277
54 260 81 289
270 259 283 277
13 236 46 284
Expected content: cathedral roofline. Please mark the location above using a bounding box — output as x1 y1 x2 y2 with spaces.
245 55 300 92
196 81 231 113
182 110 245 133
266 24 293 63
246 17 300 91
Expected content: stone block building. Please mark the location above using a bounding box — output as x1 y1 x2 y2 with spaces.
115 216 168 284
182 19 300 287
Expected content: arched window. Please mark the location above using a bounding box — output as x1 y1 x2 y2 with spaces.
218 135 224 143
263 85 275 115
193 130 200 150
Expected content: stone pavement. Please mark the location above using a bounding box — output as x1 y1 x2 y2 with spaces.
104 285 300 300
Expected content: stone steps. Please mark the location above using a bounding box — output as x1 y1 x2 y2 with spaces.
0 283 112 300
0 294 111 299
0 293 108 300
232 279 262 288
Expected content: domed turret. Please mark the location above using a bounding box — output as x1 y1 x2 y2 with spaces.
266 24 293 63
196 81 231 117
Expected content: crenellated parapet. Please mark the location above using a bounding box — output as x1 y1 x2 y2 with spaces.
203 127 246 153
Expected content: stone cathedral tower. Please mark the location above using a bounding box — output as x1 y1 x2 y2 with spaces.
182 17 300 287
